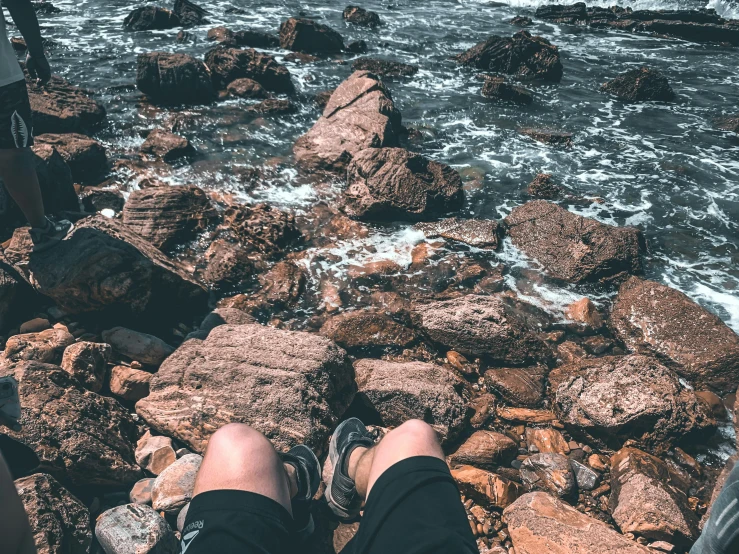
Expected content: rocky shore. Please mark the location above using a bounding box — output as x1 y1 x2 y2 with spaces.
1 2 739 554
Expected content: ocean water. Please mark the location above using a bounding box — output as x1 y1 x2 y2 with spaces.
29 0 739 331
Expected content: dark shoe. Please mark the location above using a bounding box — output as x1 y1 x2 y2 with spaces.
283 444 320 540
325 418 374 521
29 217 73 252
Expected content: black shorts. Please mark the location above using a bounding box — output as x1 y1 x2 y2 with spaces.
180 456 478 554
0 79 34 150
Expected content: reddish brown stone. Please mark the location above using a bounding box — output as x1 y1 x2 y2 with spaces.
449 430 518 470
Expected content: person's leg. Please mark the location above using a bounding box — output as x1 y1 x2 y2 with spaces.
0 452 37 554
0 147 45 229
691 460 739 554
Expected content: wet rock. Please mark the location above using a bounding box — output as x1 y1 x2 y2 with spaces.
534 3 589 23
320 311 417 351
695 390 727 419
414 294 553 365
136 52 215 105
343 147 464 222
102 327 174 366
151 454 201 514
343 6 381 27
449 430 518 469
223 203 301 257
130 478 155 505
174 0 209 27
202 239 255 292
504 492 653 554
110 365 152 402
141 129 195 161
482 76 533 104
32 2 61 14
609 447 699 546
206 26 233 43
504 200 645 283
294 70 402 172
206 27 279 48
60 341 111 392
246 98 296 115
3 328 74 364
284 51 319 64
451 465 524 509
455 30 563 82
347 39 368 53
527 173 565 199
565 297 604 331
415 217 503 249
122 185 216 250
519 127 573 147
484 366 546 407
96 504 178 554
601 66 675 102
352 57 419 77
511 15 533 26
27 76 106 134
137 324 356 453
123 6 180 31
314 89 333 109
2 361 142 485
715 116 739 134
226 77 269 99
80 188 125 213
520 452 576 498
35 133 107 184
136 432 177 476
204 47 294 93
610 276 739 390
354 359 468 443
279 17 344 54
525 428 569 455
550 354 714 449
15 473 92 554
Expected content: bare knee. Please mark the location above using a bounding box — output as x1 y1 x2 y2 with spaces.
206 423 276 461
389 419 439 446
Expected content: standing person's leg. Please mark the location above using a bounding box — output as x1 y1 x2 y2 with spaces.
0 147 45 228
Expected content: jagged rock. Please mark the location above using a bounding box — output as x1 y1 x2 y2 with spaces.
223 203 301 256
136 432 177 476
1 361 142 485
449 430 518 469
482 76 533 104
137 52 215 105
610 276 739 390
347 39 368 54
565 297 604 331
201 239 256 292
96 504 178 554
15 473 92 554
35 133 107 184
204 47 294 93
601 66 675 102
451 465 524 509
352 58 418 77
527 173 565 198
60 341 111 392
415 217 502 249
343 6 381 27
141 129 195 161
208 27 280 48
504 492 653 554
102 327 174 366
550 355 715 449
511 15 533 26
151 454 202 514
123 6 180 31
484 366 547 407
174 0 209 26
130 478 156 505
414 294 553 365
320 311 417 351
122 185 216 250
455 30 563 82
609 447 699 546
4 215 209 319
246 98 296 115
137 324 356 453
519 127 573 147
219 260 307 316
504 200 645 283
570 459 599 490
110 365 152 402
279 17 344 54
27 76 106 134
3 327 74 364
343 147 464 222
80 188 125 213
520 452 577 498
525 428 569 454
353 359 468 443
226 77 269 99
293 71 402 172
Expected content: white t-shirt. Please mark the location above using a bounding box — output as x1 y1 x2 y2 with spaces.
0 4 27 87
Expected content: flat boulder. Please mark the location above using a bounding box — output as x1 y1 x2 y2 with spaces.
484 366 547 407
102 327 174 366
3 327 74 364
415 217 502 249
343 147 464 222
452 465 524 509
343 6 381 27
449 430 518 470
352 58 418 77
504 200 645 283
482 76 533 105
204 47 294 93
137 324 356 453
141 129 195 161
293 70 403 172
455 30 563 82
279 17 344 54
137 52 215 105
27 76 106 134
35 133 107 184
601 66 675 102
96 504 178 554
320 311 417 351
123 6 180 31
609 276 739 390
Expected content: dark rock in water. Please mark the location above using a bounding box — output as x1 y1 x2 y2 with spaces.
141 129 196 161
484 366 547 407
137 52 215 105
320 310 417 351
284 52 319 64
280 17 344 54
207 25 234 43
137 324 357 453
414 294 553 365
96 504 178 554
202 239 256 292
609 276 739 390
173 0 209 27
221 261 308 315
504 200 645 283
226 78 269 99
527 173 564 199
481 76 533 104
352 57 419 77
15 473 92 554
235 29 280 48
32 1 60 14
535 3 588 24
204 47 294 94
123 6 181 31
415 217 503 249
347 40 368 54
1 360 143 485
246 98 297 116
455 30 563 82
520 453 576 499
27 76 106 134
123 185 216 250
343 147 464 222
715 116 739 134
294 71 402 172
80 188 125 213
510 15 533 26
343 6 382 27
35 133 107 184
519 128 573 147
601 66 675 102
176 30 195 43
223 203 301 257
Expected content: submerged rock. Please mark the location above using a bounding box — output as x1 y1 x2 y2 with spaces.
527 173 565 199
511 15 533 26
35 133 107 184
204 47 294 94
352 58 419 77
123 6 180 31
174 0 209 27
482 76 533 104
601 66 675 102
223 203 301 257
137 52 215 105
141 129 195 161
279 17 344 54
28 76 106 134
343 6 382 27
415 217 503 249
226 77 269 99
519 127 573 147
246 98 296 115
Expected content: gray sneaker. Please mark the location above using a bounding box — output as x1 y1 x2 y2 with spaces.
29 217 73 252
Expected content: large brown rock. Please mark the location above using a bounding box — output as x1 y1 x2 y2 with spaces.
293 71 402 172
550 355 714 449
609 276 739 390
204 47 294 93
140 129 195 161
455 30 563 82
320 311 417 351
353 359 468 443
123 6 180 31
504 492 652 554
609 447 699 547
343 6 381 27
1 361 142 485
414 294 553 365
415 217 503 249
15 473 92 554
122 185 216 250
484 366 547 407
504 200 645 283
137 324 356 453
449 430 518 470
136 52 215 105
60 341 112 392
110 365 152 402
3 327 74 364
96 504 178 554
35 133 107 184
601 66 675 102
4 215 208 319
27 76 106 134
223 203 301 257
451 465 524 509
279 17 344 54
